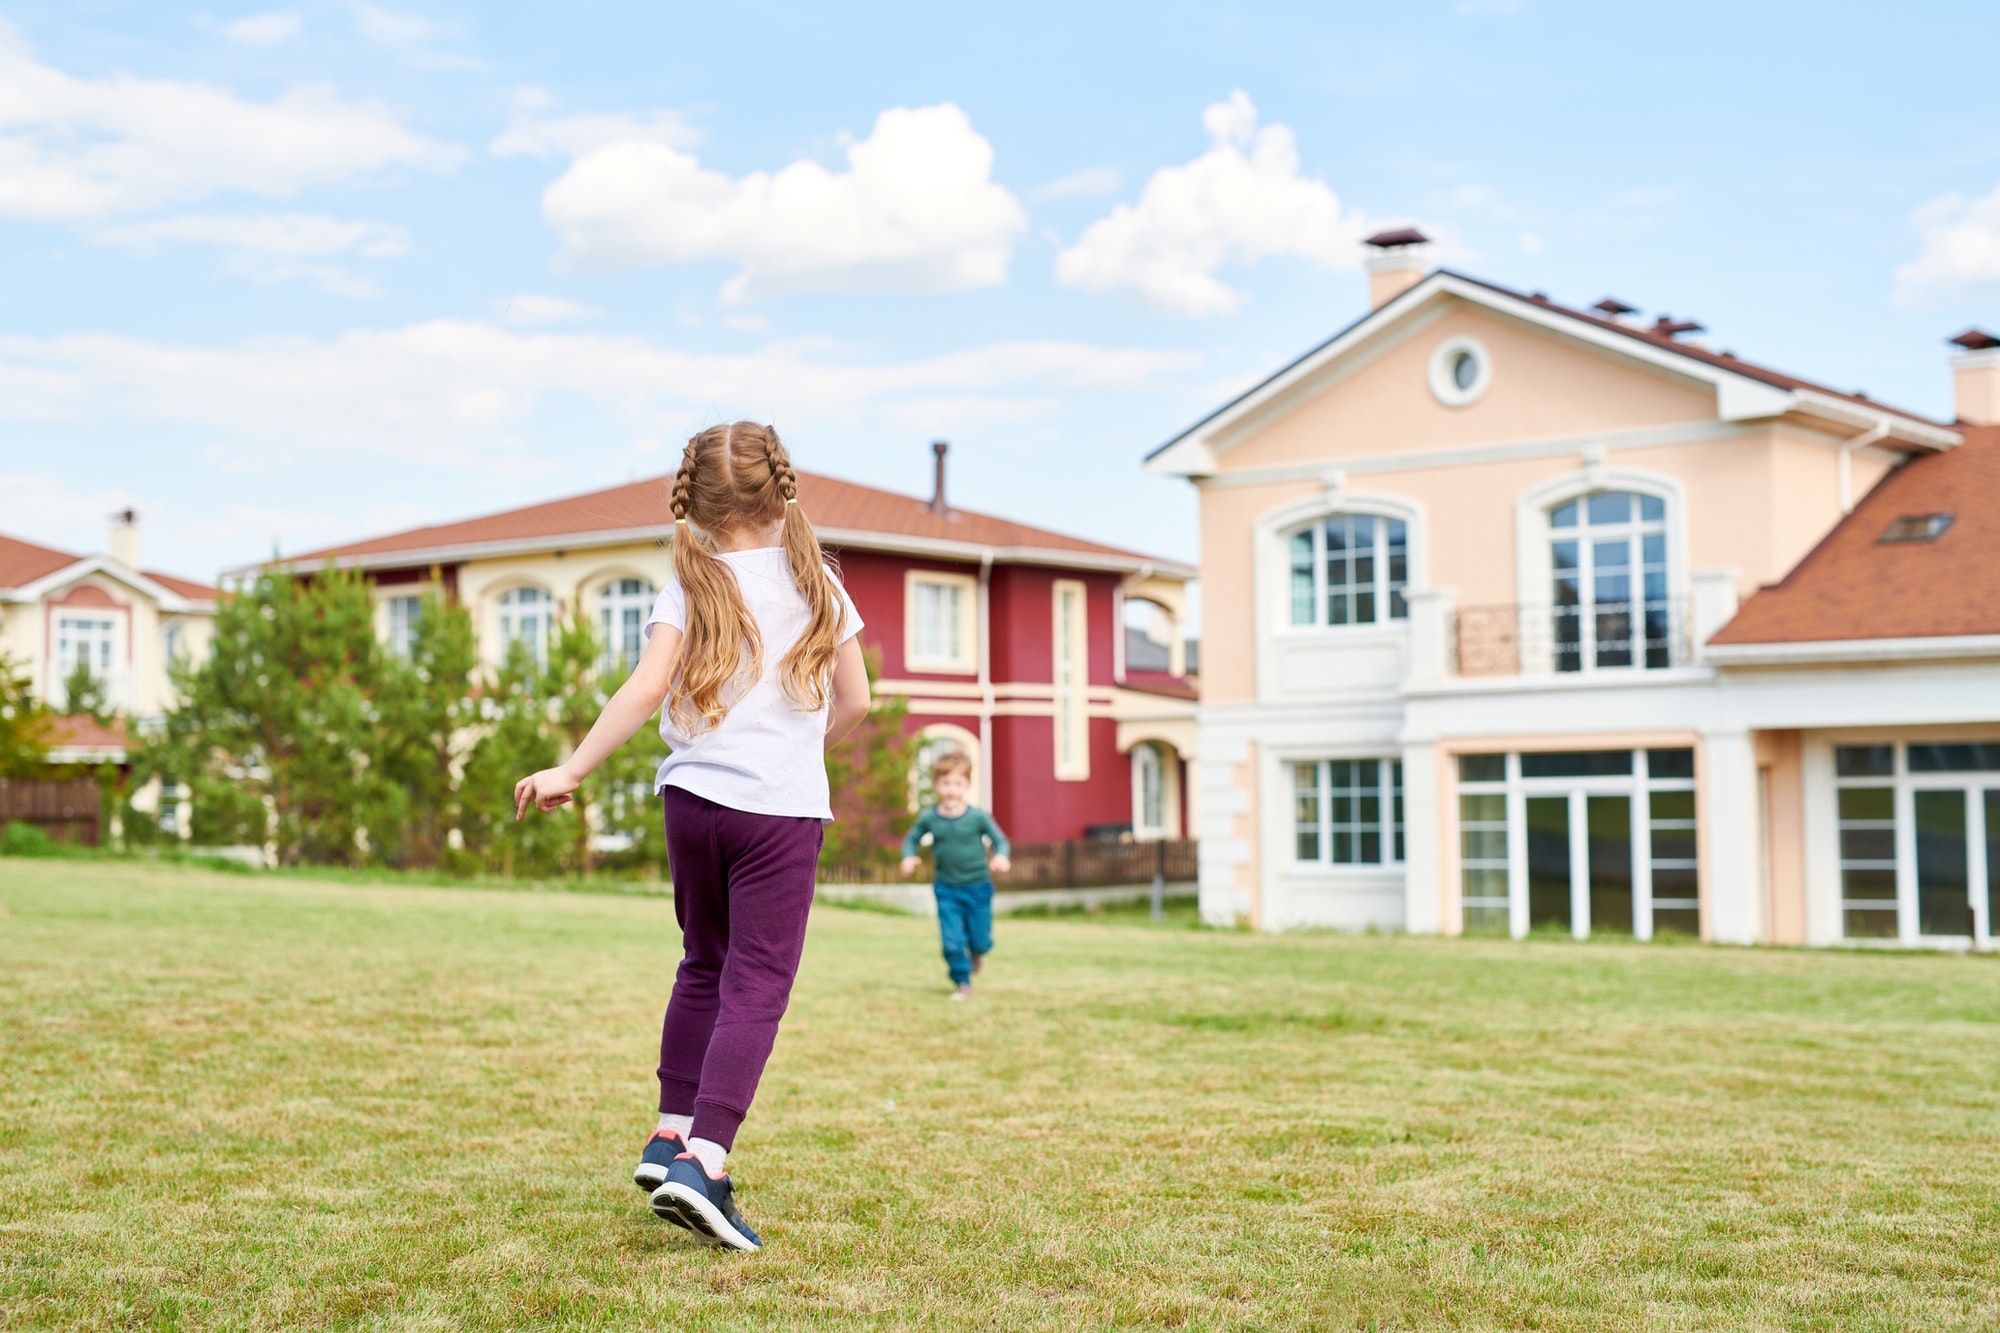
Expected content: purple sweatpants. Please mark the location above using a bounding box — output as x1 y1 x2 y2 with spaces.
656 784 823 1150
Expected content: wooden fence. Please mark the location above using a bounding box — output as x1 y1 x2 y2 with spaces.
0 779 103 847
825 838 1196 889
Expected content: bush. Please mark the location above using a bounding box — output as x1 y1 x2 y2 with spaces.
1 821 56 857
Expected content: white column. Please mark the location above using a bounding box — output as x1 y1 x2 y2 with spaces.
1689 568 1741 661
1702 726 1761 944
1405 586 1459 684
1401 742 1441 934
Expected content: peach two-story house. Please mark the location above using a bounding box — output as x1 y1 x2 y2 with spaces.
1151 230 2000 949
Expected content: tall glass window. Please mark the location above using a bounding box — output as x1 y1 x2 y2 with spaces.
597 578 656 671
497 586 553 666
1459 754 1509 933
1287 515 1409 627
385 595 422 659
1550 490 1670 671
1052 580 1089 779
1835 745 1898 940
57 616 116 683
1293 759 1403 866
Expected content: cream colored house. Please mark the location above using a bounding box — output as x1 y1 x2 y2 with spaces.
0 513 217 760
1152 231 2000 947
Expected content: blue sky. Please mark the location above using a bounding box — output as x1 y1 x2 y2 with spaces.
3 1 1998 584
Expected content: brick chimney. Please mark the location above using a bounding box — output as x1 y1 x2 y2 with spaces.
1949 328 2000 425
1363 228 1431 310
109 508 141 569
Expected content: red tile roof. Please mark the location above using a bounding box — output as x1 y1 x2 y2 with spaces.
0 533 80 590
46 714 132 752
1713 424 2000 645
0 531 217 601
1445 272 1950 432
281 470 1186 572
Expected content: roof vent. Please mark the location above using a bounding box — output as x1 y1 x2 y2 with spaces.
1651 316 1705 338
1593 298 1638 318
1879 513 1954 544
927 440 950 516
1362 227 1431 310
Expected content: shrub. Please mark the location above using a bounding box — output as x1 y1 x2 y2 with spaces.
1 820 56 857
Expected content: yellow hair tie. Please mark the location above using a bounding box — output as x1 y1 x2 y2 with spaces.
785 497 798 505
675 517 689 526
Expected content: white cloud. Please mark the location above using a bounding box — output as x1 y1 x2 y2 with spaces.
491 293 600 325
347 3 480 70
0 321 1196 466
1055 91 1374 316
1895 186 2000 306
221 12 304 47
1031 167 1123 201
1518 231 1544 255
91 212 408 296
490 105 700 159
95 212 409 258
537 102 1028 300
0 19 459 221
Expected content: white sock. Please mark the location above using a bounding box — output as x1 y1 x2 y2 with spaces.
687 1136 728 1178
657 1112 693 1138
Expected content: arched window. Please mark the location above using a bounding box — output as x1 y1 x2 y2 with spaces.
597 577 657 671
1133 743 1166 840
496 586 553 665
1550 490 1669 671
1287 514 1408 627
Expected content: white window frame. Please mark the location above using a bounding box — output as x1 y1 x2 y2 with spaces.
1455 747 1700 941
1830 740 2000 948
1292 757 1404 867
1133 743 1167 840
55 614 118 689
904 569 977 674
384 594 423 660
1513 468 1688 675
1427 334 1492 407
1284 513 1411 630
1548 490 1672 672
596 576 657 672
1052 578 1090 781
496 585 554 666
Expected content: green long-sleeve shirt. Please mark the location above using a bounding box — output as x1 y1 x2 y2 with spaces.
903 805 1010 885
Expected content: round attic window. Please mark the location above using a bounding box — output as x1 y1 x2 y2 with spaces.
1428 336 1491 407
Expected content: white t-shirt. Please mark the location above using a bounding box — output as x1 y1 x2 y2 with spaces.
645 548 863 820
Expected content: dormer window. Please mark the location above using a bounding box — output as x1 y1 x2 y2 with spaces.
1879 513 1953 544
1288 514 1409 627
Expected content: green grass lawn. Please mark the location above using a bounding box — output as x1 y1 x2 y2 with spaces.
3 863 1998 1331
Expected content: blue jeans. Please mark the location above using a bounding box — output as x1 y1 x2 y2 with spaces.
933 880 994 986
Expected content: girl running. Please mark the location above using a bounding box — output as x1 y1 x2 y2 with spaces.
514 422 869 1252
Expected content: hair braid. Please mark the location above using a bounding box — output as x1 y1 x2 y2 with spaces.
660 420 842 731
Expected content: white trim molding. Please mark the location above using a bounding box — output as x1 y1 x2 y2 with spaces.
1427 334 1492 407
1707 634 2000 667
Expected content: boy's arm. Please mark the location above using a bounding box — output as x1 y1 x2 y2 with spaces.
982 810 1011 859
900 810 932 860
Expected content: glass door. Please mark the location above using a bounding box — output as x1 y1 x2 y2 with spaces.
1914 790 1973 939
1525 796 1572 933
1587 795 1634 934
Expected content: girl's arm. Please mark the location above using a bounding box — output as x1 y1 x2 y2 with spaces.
823 636 870 751
514 625 681 819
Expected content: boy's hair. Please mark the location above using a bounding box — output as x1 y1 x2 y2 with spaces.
931 750 973 782
668 422 842 735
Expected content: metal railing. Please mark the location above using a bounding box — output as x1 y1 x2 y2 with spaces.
1452 597 1694 678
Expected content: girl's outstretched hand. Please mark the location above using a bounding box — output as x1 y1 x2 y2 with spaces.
514 767 579 820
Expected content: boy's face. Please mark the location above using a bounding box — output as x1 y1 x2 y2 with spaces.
933 769 971 806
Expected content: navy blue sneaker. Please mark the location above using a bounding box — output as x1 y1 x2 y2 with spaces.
651 1154 762 1252
633 1129 688 1194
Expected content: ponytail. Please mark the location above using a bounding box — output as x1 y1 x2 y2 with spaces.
664 421 842 733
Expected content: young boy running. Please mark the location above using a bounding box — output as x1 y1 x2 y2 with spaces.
900 752 1011 999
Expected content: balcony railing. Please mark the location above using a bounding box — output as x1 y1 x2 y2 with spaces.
1452 597 1694 678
